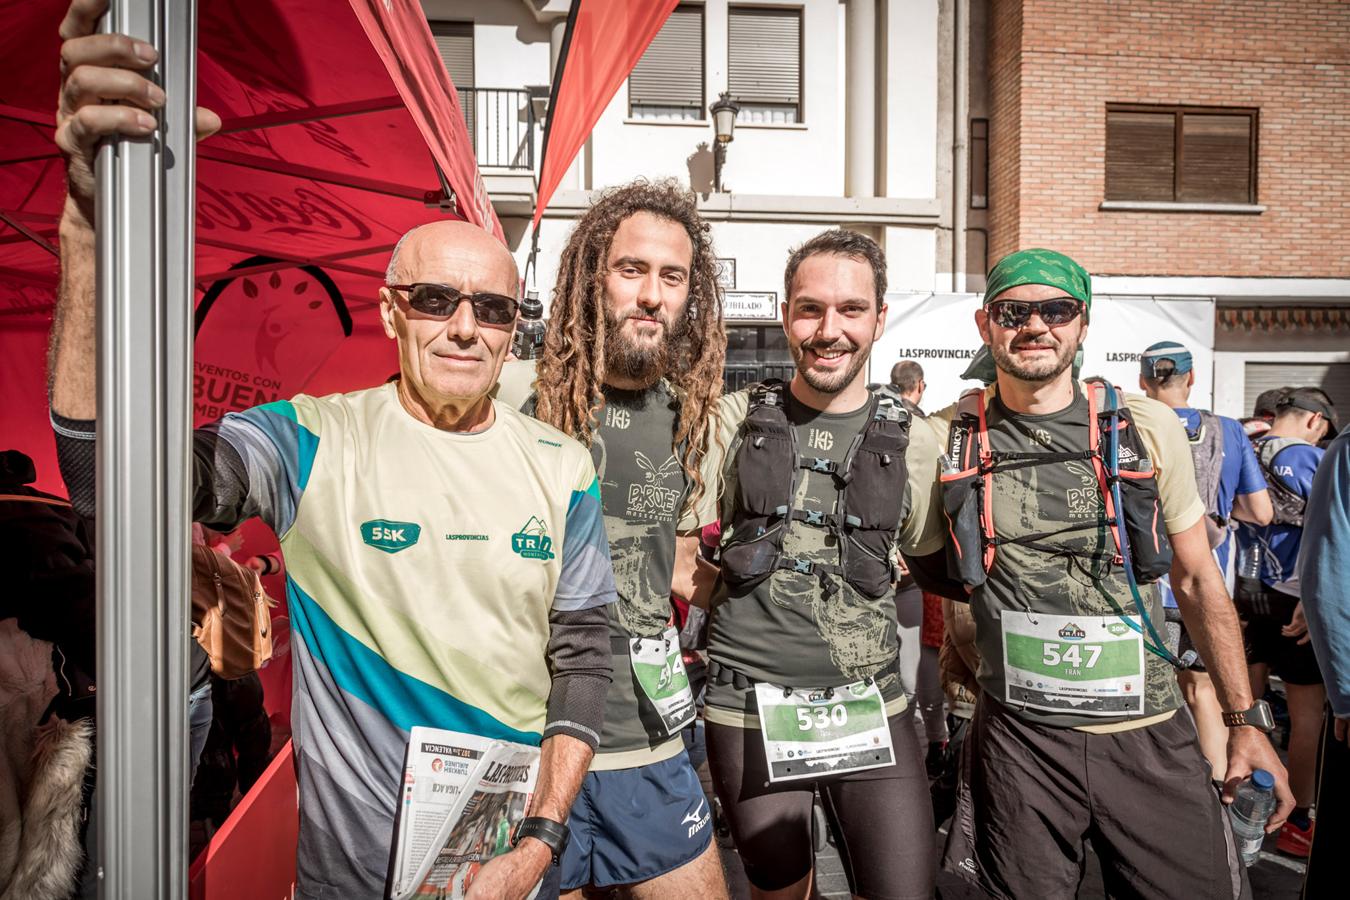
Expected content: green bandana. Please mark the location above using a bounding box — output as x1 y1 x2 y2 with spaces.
965 249 1091 384
983 248 1092 319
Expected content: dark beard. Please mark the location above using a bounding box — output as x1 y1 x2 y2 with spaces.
603 308 690 387
790 339 868 394
991 334 1077 384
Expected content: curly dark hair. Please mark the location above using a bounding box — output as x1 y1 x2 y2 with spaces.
783 228 887 310
533 179 726 513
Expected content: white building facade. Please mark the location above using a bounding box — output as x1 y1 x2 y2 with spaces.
421 0 976 392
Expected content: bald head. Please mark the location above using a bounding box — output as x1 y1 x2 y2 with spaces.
385 220 518 294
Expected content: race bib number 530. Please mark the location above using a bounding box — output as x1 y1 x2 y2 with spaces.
1001 611 1145 717
754 680 894 782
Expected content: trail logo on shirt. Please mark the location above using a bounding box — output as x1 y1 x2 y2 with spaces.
361 519 421 553
512 516 556 560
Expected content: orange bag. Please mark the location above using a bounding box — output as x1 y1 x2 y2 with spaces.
191 544 277 678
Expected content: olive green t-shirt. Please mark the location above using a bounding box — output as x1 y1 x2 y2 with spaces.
497 362 718 767
927 383 1204 730
705 386 946 726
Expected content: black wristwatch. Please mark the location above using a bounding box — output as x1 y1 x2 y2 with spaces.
512 816 570 866
1222 699 1274 733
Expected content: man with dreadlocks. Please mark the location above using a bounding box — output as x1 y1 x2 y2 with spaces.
500 180 730 898
704 229 946 899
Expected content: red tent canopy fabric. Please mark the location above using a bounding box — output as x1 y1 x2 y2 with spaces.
532 0 679 228
0 0 502 495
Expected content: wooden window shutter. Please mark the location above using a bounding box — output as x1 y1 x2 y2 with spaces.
1179 113 1253 203
429 21 474 90
1105 110 1175 201
629 5 704 112
728 7 802 108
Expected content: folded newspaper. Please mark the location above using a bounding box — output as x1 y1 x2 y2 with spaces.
387 727 542 900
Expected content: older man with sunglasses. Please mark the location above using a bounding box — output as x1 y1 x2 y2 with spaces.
46 4 616 897
917 249 1292 900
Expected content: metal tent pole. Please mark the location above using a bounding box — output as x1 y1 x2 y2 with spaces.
94 0 197 896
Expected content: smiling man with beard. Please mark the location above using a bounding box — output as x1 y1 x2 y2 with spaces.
501 181 731 899
924 248 1292 900
704 229 946 900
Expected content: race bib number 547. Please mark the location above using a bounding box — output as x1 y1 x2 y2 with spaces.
1001 611 1145 717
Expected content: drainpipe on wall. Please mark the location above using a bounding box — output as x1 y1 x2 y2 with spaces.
952 0 970 292
845 0 877 199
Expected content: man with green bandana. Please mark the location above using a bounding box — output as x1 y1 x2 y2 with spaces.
917 248 1293 900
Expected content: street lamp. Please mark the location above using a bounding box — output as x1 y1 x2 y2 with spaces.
709 91 740 192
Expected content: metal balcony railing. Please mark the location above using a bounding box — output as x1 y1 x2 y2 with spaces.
457 87 536 171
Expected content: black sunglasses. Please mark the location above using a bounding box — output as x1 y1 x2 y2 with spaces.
388 283 519 326
986 297 1083 329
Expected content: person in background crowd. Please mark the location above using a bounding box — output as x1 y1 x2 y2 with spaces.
887 359 927 419
499 180 730 899
875 361 948 767
49 5 618 896
1138 340 1274 779
922 248 1291 900
707 229 947 900
1243 387 1291 440
1296 423 1349 897
0 449 96 900
1234 387 1338 858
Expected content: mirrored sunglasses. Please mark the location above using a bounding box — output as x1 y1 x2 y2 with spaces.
986 297 1083 329
388 283 519 326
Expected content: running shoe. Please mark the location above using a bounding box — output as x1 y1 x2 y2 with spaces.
1276 819 1314 858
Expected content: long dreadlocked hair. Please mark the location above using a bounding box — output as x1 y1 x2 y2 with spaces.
534 179 726 514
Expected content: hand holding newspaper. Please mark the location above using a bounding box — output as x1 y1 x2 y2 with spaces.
387 727 542 900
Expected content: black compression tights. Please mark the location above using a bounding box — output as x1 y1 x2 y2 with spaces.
706 708 936 899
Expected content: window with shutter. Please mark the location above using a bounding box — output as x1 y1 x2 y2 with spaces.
1105 105 1256 205
430 21 475 136
728 7 802 124
629 5 704 121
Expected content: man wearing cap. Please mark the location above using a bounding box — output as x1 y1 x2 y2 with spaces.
1233 386 1338 858
1138 341 1273 779
920 248 1291 900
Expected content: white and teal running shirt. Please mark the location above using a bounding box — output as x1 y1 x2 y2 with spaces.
196 383 617 897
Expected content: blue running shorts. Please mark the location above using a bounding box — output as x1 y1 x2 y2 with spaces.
561 750 712 889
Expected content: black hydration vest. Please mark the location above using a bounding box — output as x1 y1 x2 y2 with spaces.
940 378 1174 588
720 380 911 600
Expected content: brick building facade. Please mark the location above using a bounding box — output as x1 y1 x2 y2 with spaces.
986 0 1349 277
976 0 1350 417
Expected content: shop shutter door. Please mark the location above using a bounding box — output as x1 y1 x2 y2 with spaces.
1243 362 1350 420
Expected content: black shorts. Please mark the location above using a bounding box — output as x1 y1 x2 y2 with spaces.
1240 587 1324 685
707 708 934 900
942 698 1249 900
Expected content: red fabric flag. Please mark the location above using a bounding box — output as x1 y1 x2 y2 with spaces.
532 0 681 228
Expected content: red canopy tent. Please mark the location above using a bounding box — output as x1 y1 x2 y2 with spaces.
1 5 501 894
0 0 502 497
0 1 680 894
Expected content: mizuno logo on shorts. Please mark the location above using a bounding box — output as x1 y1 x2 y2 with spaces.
683 798 710 838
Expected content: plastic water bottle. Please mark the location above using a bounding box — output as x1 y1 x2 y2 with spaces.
1238 541 1261 581
1229 769 1277 866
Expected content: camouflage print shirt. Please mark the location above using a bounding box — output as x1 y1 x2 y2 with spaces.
927 383 1205 731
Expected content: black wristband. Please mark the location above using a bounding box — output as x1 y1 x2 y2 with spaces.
511 816 570 866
